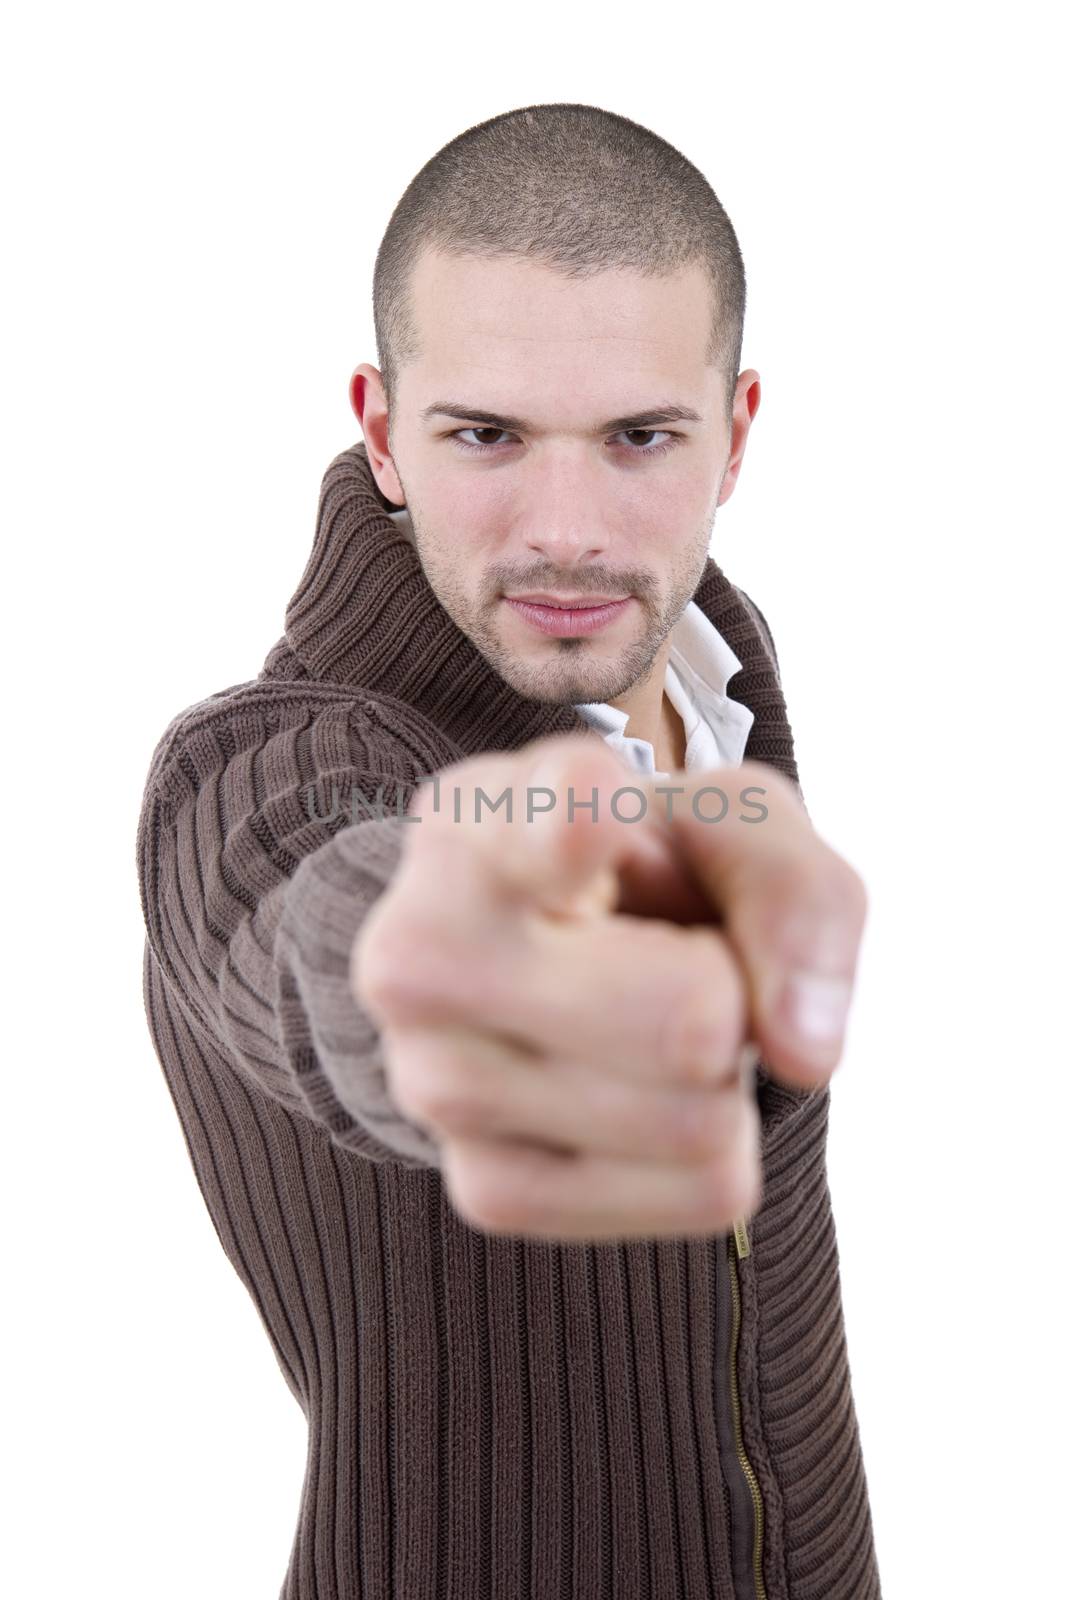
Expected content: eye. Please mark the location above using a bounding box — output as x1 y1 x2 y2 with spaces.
448 426 681 458
617 428 677 455
452 426 515 452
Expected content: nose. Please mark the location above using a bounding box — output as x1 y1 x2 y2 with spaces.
519 462 611 566
523 527 608 566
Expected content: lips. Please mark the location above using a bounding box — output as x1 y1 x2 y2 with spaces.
507 594 627 608
502 595 633 638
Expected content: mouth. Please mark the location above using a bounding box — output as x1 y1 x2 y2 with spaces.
502 594 634 638
506 591 627 608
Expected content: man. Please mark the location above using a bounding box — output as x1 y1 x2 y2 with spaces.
136 101 880 1599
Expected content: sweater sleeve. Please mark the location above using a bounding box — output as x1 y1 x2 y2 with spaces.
135 686 448 1169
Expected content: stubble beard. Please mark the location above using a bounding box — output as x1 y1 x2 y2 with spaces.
397 487 711 708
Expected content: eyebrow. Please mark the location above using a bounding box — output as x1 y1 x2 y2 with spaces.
419 400 704 435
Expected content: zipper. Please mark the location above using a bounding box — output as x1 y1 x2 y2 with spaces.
713 1218 767 1600
728 1218 767 1600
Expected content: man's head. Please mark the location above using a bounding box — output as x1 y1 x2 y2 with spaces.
352 102 761 710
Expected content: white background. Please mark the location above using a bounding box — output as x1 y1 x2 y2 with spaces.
4 4 1063 1596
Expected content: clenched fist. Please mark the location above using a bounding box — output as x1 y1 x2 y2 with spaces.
351 731 866 1243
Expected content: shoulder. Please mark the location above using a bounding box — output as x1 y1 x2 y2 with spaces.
734 585 781 676
139 671 461 823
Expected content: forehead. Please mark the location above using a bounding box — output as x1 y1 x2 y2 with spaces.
406 247 715 394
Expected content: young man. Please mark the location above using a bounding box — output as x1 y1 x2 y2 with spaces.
137 102 880 1599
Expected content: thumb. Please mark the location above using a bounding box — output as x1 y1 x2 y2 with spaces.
654 761 868 1089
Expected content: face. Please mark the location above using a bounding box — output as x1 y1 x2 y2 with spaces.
353 248 758 708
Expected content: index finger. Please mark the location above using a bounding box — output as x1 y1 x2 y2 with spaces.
406 730 677 921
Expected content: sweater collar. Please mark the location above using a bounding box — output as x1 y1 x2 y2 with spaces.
281 440 798 785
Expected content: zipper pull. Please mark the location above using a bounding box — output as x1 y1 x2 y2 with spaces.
732 1216 751 1260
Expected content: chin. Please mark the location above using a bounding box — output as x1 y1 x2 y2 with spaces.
510 663 620 708
467 613 640 706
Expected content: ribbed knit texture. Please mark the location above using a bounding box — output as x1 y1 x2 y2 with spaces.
136 441 880 1598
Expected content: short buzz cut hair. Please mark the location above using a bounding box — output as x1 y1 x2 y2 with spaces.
371 101 746 429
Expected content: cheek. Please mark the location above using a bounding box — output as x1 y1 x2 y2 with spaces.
626 496 704 566
651 472 713 528
415 497 501 607
433 480 508 551
620 466 706 533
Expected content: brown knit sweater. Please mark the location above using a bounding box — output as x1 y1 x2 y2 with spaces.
135 440 881 1599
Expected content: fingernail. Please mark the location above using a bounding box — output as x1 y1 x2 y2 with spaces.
780 971 851 1046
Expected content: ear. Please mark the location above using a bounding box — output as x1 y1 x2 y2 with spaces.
717 369 761 508
350 363 405 506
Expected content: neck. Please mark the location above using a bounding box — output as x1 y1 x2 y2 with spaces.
657 692 689 772
596 636 684 772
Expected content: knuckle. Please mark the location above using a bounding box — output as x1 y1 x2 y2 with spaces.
692 1150 761 1231
353 911 469 1024
444 1146 528 1233
738 760 798 814
666 1087 736 1163
668 1002 728 1088
772 855 828 915
383 1042 431 1123
824 851 868 924
690 1101 762 1224
764 856 864 969
391 1049 486 1136
841 859 869 929
421 1086 486 1137
812 848 866 918
662 936 745 1085
470 1188 529 1233
351 903 418 1007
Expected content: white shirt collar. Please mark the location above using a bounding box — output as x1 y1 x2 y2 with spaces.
668 597 746 700
573 599 753 773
